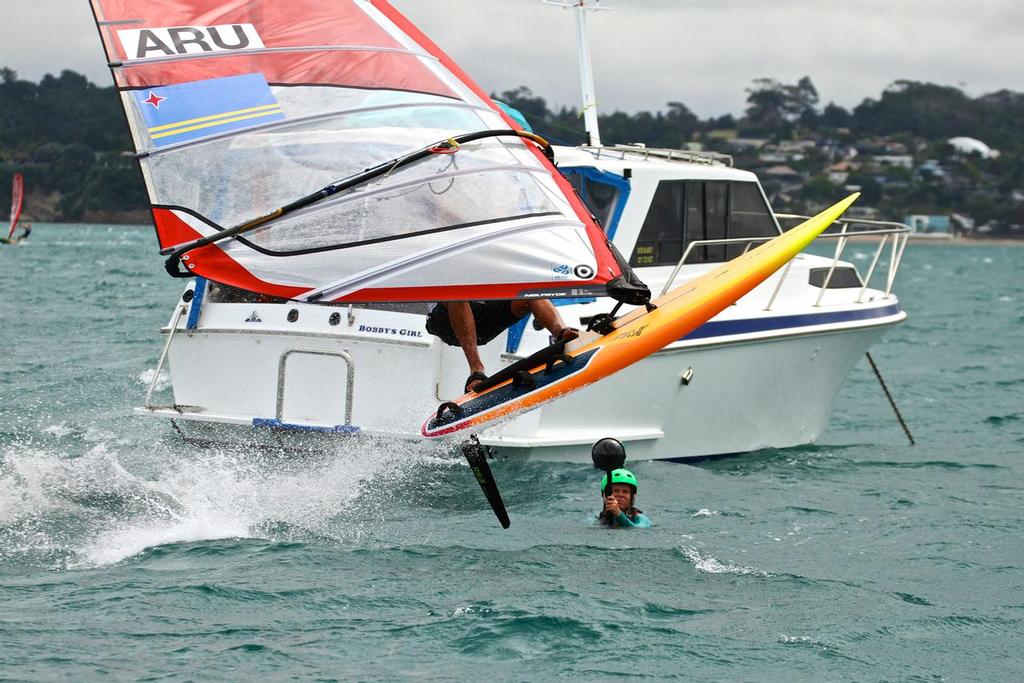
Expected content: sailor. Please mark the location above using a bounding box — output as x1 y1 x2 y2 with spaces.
426 300 578 392
1 221 31 245
598 468 652 529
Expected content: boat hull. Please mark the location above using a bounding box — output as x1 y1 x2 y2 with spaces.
481 323 893 461
140 307 901 463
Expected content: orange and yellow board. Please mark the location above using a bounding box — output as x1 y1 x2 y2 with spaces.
422 193 859 438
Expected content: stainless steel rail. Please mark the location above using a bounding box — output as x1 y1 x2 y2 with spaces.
580 144 733 167
659 216 911 311
144 304 187 409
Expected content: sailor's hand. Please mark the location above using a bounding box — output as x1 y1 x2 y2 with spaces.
604 496 621 516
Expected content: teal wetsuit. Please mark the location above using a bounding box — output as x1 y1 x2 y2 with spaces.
616 512 652 528
601 510 652 528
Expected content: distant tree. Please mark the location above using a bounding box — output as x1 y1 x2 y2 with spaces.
743 76 820 135
801 175 835 202
708 113 737 130
744 78 791 134
820 102 851 129
852 80 974 140
793 76 820 126
493 86 551 124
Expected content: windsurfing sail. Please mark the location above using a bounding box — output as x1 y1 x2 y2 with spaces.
88 0 648 304
7 173 23 240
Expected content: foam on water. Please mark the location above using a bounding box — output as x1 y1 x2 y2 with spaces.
0 436 453 569
679 546 770 576
136 368 170 392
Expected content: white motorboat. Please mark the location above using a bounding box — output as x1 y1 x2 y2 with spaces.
139 141 909 461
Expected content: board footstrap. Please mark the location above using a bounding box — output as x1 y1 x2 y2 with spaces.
472 339 568 393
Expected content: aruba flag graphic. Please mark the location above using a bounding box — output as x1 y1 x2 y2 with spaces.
134 73 284 148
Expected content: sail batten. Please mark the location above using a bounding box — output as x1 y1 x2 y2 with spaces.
89 0 638 303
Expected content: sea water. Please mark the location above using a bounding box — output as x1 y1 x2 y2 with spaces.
1 225 1022 681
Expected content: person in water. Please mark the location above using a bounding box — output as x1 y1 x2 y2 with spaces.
426 300 578 392
599 468 652 528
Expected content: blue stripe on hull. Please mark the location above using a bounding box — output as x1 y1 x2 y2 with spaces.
682 303 902 341
253 418 360 434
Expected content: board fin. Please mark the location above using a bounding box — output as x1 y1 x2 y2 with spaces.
461 436 510 529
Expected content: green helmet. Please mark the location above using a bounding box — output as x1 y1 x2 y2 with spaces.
600 468 638 493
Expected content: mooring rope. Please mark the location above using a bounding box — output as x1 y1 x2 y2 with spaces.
866 351 915 445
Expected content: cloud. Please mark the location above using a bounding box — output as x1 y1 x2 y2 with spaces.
2 0 1021 117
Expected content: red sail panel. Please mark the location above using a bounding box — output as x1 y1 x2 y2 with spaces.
8 173 23 239
92 0 452 96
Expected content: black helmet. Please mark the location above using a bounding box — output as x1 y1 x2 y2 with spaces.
591 437 626 471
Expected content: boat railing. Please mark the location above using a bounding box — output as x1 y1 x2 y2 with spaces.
660 216 911 311
144 303 187 409
581 144 733 167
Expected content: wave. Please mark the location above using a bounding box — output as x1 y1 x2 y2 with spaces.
0 437 454 569
678 547 770 576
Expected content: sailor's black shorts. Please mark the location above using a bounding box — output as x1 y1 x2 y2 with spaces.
426 301 524 347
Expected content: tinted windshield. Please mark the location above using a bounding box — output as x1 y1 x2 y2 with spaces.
631 180 778 266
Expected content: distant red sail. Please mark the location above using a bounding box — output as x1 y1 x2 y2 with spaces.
89 0 624 303
7 173 23 240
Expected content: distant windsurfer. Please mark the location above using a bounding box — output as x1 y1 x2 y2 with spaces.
1 220 31 245
426 301 578 392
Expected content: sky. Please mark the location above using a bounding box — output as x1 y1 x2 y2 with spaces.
1 0 1021 117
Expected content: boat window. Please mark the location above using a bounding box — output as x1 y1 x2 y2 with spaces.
704 181 728 262
729 182 778 258
565 172 620 231
631 180 685 266
630 180 778 266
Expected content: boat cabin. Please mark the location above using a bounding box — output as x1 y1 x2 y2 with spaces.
557 145 782 269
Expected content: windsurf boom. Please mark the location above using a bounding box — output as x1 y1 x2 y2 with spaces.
7 173 23 240
89 0 648 305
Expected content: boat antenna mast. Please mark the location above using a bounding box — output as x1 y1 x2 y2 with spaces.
543 0 609 147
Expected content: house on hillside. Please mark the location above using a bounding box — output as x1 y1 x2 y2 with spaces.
905 214 952 237
874 155 914 169
727 138 768 152
916 160 947 180
758 165 804 192
857 139 909 156
827 160 858 186
947 137 999 159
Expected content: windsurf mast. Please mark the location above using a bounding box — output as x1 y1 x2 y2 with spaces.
544 0 609 146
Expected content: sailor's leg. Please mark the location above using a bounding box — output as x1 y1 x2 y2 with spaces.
445 302 485 375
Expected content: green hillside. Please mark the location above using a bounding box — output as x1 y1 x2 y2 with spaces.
1 69 1021 234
